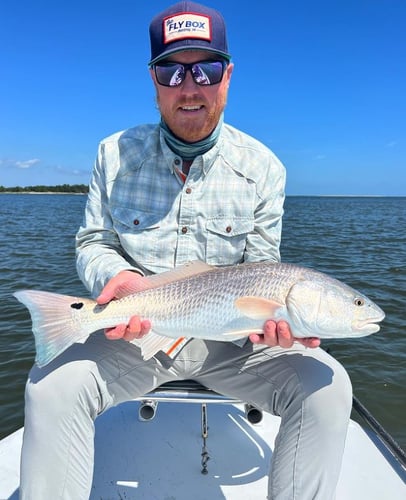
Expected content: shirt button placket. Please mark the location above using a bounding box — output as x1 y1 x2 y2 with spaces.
176 171 194 264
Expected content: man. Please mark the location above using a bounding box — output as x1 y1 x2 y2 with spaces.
20 2 352 499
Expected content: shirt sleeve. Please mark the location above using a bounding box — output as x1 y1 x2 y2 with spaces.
244 154 286 264
75 143 144 297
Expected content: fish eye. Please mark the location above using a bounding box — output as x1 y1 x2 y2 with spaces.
354 298 365 307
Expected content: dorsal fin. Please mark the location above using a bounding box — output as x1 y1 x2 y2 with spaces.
146 261 215 287
119 261 215 295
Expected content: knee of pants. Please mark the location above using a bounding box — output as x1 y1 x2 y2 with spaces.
25 360 106 421
301 356 353 430
273 351 353 426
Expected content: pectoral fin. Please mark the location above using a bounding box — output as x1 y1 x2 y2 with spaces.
235 296 284 320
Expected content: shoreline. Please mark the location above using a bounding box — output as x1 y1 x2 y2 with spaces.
1 192 404 198
0 192 87 195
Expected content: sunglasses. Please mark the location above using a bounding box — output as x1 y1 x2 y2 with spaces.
153 60 227 87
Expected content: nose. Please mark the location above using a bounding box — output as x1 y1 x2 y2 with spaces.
180 69 199 92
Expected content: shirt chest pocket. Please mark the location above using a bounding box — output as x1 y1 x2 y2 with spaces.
111 207 164 265
206 217 254 265
111 207 161 234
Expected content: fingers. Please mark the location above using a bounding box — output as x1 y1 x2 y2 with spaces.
263 320 294 348
98 271 152 340
296 337 321 348
104 323 127 340
249 320 293 348
249 320 320 349
273 320 294 348
250 321 276 346
97 281 118 305
96 270 146 305
122 317 151 341
104 317 151 341
97 272 128 305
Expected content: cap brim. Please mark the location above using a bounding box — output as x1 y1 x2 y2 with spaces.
149 47 231 66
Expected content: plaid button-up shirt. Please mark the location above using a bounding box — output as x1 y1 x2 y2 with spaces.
76 122 286 297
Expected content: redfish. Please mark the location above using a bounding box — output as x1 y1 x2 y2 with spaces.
14 260 385 367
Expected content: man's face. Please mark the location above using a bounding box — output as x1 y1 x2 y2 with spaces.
151 50 233 143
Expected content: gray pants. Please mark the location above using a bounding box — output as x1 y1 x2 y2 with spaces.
20 334 352 500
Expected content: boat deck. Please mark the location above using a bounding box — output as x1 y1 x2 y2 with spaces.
1 401 405 499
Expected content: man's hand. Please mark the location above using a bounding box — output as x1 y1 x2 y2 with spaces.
249 320 320 349
97 270 151 341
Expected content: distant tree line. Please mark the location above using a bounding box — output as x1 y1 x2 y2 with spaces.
0 184 89 193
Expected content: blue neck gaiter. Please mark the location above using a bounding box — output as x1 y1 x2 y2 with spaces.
160 114 223 161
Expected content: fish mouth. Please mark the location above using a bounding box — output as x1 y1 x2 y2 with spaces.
352 312 385 335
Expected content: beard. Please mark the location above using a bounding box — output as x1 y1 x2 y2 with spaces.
156 93 227 143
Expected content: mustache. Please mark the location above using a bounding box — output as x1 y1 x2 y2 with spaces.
154 94 207 110
175 97 207 107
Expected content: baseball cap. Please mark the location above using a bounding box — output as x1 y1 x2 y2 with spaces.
149 1 231 66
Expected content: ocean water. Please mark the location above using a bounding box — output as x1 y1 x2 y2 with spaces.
0 194 405 450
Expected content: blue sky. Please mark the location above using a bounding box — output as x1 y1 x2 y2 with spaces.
1 0 405 195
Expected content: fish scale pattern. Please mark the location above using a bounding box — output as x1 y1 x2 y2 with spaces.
106 262 305 338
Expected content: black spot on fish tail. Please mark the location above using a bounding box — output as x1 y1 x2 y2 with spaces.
71 302 84 310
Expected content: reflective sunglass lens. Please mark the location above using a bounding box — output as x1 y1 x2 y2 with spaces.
154 64 182 86
154 61 226 87
192 61 224 85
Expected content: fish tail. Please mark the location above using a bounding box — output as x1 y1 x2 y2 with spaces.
13 290 94 367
